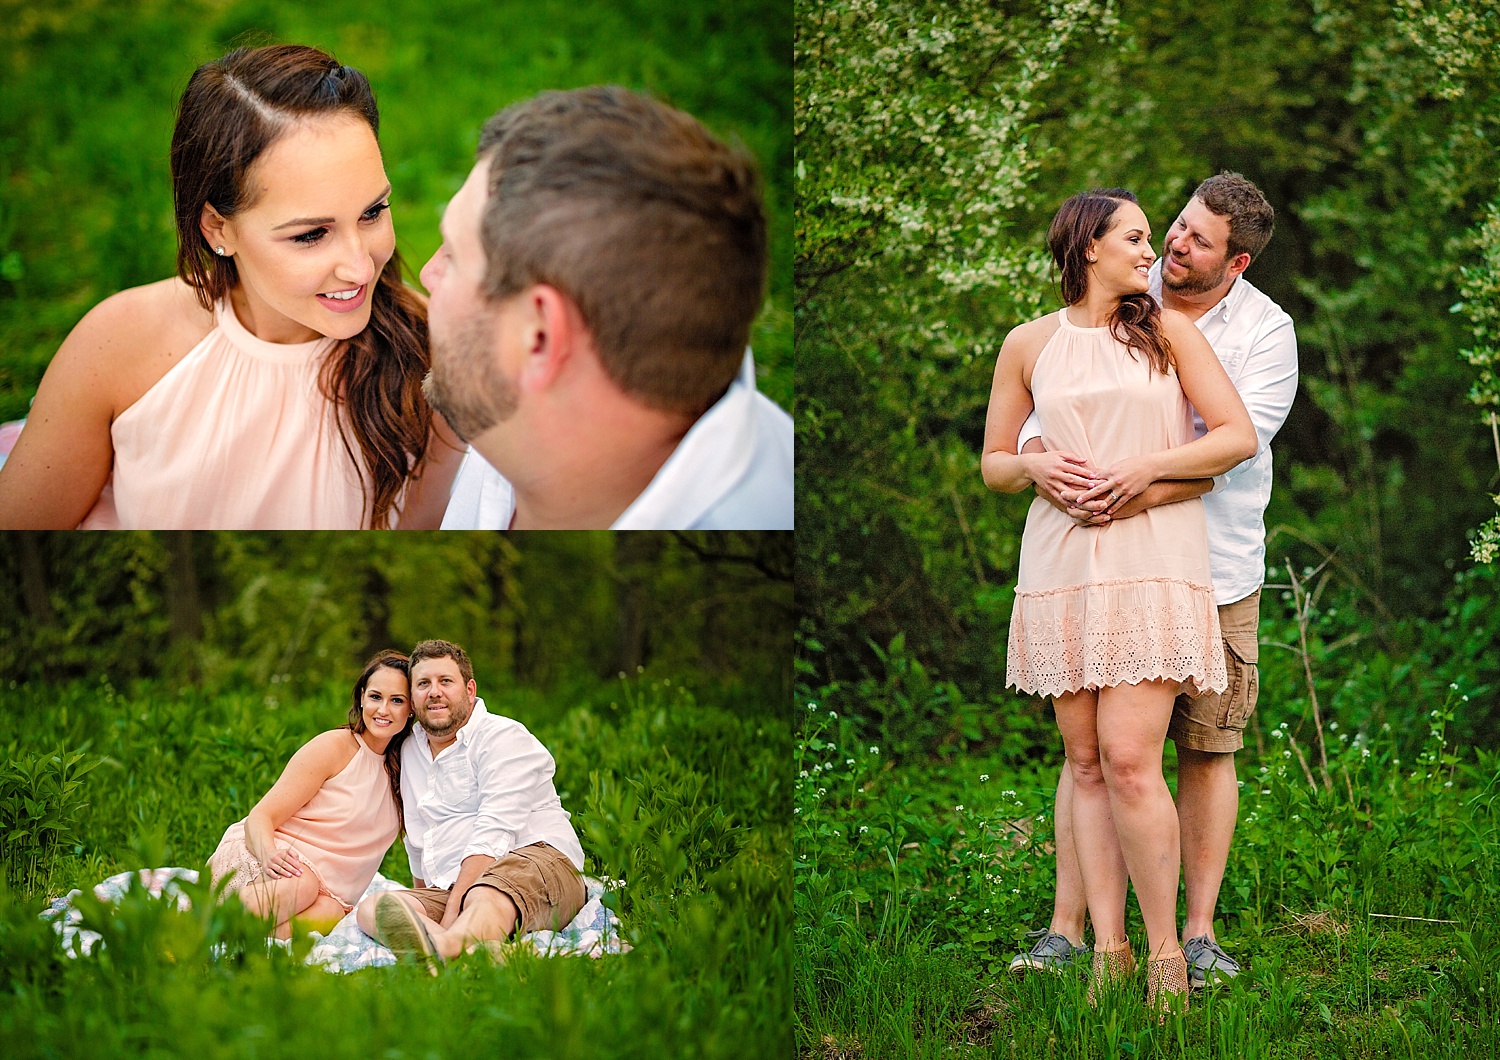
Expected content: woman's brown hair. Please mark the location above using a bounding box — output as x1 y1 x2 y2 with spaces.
170 44 431 528
1047 189 1172 376
347 649 414 834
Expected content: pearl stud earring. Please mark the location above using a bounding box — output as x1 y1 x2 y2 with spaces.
214 246 226 256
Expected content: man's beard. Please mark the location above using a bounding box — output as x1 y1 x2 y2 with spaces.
423 309 519 443
419 693 472 739
1162 255 1230 296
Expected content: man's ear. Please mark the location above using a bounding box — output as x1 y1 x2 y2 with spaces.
1226 251 1252 281
466 679 477 701
517 284 586 393
200 204 232 256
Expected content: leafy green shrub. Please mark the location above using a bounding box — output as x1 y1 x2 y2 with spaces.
0 746 100 896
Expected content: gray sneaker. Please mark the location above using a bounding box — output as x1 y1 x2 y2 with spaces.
1007 928 1087 974
1183 934 1240 988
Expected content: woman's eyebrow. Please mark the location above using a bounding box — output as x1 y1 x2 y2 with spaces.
273 185 392 230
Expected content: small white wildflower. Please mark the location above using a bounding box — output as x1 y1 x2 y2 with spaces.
828 710 837 718
980 774 990 782
1261 789 1271 795
794 807 801 814
955 804 965 812
870 746 879 755
807 703 817 712
1237 780 1245 788
1329 721 1339 731
1003 789 1017 799
1283 750 1292 758
833 830 840 837
860 826 868 834
799 770 809 778
847 759 855 767
817 787 826 796
1271 729 1285 740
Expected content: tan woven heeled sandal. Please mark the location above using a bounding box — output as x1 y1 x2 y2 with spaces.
1085 944 1135 1006
1146 950 1190 1019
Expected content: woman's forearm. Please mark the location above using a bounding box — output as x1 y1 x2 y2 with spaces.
243 807 280 864
981 451 1034 494
1146 422 1257 481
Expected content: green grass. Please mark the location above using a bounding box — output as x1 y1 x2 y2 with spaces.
793 690 1500 1058
0 0 792 418
0 672 790 1057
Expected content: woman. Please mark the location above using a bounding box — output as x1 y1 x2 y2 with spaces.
981 190 1257 1013
0 44 459 529
208 650 413 938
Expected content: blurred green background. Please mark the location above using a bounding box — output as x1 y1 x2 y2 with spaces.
0 0 791 417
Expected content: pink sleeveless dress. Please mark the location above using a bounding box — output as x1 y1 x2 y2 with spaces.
208 732 399 911
79 299 371 529
1006 309 1228 698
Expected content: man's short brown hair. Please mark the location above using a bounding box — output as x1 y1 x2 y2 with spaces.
409 639 474 684
1193 172 1275 263
475 86 767 417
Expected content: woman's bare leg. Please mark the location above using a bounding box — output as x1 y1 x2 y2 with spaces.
237 872 321 939
1096 679 1182 960
1052 690 1129 950
291 894 349 937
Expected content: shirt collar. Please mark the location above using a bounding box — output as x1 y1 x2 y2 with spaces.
612 349 761 529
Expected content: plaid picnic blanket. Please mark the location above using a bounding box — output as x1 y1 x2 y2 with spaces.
41 867 629 971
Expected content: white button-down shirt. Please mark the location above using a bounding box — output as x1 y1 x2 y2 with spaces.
1018 262 1298 605
440 350 794 530
401 698 584 889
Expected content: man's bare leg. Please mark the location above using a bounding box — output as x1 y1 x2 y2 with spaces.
1050 763 1088 945
429 885 520 960
1176 746 1239 941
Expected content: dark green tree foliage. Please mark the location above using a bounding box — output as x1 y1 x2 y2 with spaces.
0 532 794 709
797 0 1500 747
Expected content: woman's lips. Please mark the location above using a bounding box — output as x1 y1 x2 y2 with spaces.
316 285 367 313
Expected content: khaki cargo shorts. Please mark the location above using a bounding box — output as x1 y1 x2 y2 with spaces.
407 841 586 936
1168 589 1261 754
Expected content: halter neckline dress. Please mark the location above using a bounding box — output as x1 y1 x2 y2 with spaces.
79 298 371 529
1006 308 1228 698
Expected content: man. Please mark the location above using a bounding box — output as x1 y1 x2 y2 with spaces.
355 639 586 967
1007 173 1298 987
422 86 793 529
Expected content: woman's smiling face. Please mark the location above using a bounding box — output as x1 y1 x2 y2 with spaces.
360 664 411 737
204 114 394 344
1087 199 1155 299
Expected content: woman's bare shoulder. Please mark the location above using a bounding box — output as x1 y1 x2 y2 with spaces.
1158 307 1202 341
1000 310 1063 359
1158 307 1213 362
290 728 361 775
83 278 215 351
59 279 218 410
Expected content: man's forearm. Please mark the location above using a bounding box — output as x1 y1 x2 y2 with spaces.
1114 477 1212 519
442 853 498 924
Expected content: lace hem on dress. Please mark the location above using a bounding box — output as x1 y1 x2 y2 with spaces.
206 835 352 913
1006 576 1229 699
